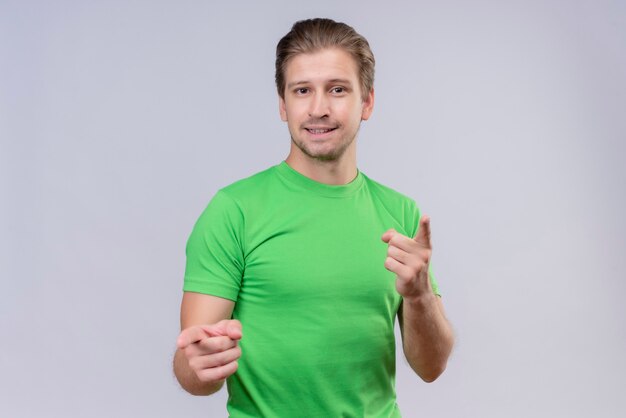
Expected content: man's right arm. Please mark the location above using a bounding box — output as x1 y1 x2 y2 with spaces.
173 292 240 396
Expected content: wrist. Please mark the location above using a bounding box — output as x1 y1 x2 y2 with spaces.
402 292 438 310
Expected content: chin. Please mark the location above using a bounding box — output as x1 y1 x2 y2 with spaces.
298 141 354 162
304 145 346 162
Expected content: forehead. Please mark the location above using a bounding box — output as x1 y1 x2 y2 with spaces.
284 48 359 85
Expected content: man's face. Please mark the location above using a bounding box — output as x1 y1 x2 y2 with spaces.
279 48 374 162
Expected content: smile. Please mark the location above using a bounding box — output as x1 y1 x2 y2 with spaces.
305 128 337 134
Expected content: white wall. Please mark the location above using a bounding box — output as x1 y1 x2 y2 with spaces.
1 0 625 416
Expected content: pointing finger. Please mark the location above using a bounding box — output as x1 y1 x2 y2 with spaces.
414 215 432 248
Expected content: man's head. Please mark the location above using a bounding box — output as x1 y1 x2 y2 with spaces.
275 18 375 102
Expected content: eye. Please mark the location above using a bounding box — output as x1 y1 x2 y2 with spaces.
331 87 345 94
295 87 309 95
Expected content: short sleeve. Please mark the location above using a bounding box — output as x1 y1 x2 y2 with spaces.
183 190 245 301
405 199 441 297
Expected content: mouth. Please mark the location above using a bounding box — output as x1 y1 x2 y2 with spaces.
304 127 337 135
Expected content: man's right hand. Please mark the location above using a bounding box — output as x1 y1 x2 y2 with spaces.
177 319 242 384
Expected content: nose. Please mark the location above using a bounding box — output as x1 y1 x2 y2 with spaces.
308 92 330 119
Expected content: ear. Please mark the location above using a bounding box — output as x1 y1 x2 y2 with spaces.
361 88 375 121
279 95 288 122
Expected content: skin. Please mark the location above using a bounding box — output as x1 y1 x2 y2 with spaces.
174 292 237 395
382 216 455 381
174 46 453 395
280 48 374 185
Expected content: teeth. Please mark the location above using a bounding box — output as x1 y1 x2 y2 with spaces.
308 128 332 134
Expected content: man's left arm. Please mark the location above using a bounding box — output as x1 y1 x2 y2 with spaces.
382 216 454 382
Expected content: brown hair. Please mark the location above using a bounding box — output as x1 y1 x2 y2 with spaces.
275 18 375 101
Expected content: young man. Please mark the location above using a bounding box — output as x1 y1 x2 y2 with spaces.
174 18 454 417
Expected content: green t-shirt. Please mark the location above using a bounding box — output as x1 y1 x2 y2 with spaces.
184 161 439 417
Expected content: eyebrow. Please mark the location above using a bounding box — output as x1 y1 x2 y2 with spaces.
286 79 353 89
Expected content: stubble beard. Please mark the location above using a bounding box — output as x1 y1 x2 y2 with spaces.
290 123 361 162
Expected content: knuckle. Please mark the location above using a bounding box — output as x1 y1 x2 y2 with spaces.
189 355 207 372
220 337 236 351
212 350 230 368
223 347 242 365
411 262 425 275
389 236 402 247
194 353 240 383
196 369 215 383
214 363 233 381
197 337 213 351
384 257 393 269
204 336 225 353
396 273 409 283
183 345 198 360
207 338 222 352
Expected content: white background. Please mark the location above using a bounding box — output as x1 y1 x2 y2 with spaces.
1 0 625 417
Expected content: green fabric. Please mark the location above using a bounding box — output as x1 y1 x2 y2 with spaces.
184 161 440 417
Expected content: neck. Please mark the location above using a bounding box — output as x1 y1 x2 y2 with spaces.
285 145 358 185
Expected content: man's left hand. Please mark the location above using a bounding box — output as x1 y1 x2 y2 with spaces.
381 215 433 301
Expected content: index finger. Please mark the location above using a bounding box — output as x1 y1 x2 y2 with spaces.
414 215 432 249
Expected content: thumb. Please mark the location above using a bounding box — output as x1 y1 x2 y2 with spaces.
226 320 243 341
201 319 243 341
414 215 432 248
